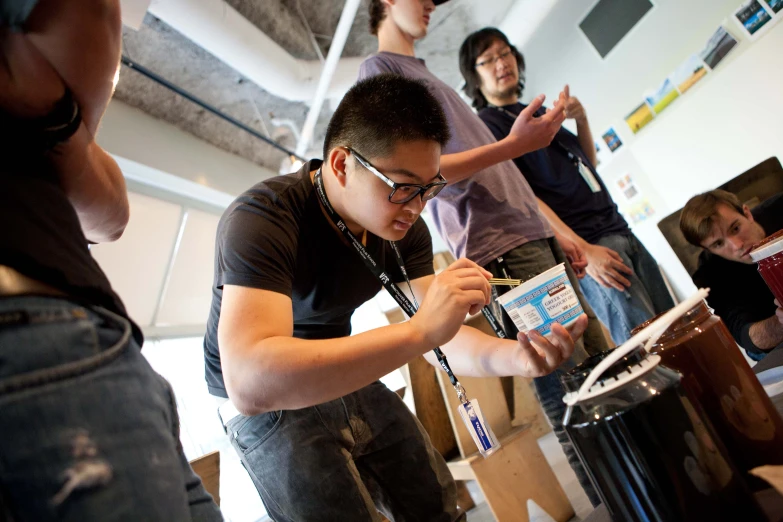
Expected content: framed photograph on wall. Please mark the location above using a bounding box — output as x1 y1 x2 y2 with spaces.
699 26 739 70
733 0 774 39
761 0 783 14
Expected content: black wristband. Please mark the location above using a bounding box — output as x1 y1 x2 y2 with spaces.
0 88 82 154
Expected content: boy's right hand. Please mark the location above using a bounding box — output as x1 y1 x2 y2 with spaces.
410 258 492 347
503 92 567 158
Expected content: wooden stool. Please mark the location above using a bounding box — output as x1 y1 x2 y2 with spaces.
447 426 573 522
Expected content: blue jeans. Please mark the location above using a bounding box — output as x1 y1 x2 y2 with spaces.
484 238 606 508
578 233 675 345
0 296 222 521
226 380 463 522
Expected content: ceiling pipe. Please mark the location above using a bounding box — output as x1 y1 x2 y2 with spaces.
296 0 361 157
147 0 364 103
121 55 306 161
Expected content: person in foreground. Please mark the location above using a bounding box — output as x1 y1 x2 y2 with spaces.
681 189 783 360
204 74 586 521
0 0 221 519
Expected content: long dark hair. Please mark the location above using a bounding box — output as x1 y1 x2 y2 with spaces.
459 28 525 110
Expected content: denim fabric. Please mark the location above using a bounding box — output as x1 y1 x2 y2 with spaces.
0 296 222 521
578 233 675 345
226 381 464 522
484 238 607 507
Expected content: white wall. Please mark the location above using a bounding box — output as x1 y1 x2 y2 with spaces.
513 0 783 298
98 99 277 197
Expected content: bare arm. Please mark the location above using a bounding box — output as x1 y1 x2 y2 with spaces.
748 303 783 350
440 93 567 184
218 259 493 415
0 0 128 242
409 274 585 379
218 286 430 415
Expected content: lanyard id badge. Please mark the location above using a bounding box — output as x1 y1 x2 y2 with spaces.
458 398 501 458
313 168 501 457
577 160 602 193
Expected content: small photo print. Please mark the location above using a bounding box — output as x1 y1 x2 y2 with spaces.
734 0 772 35
762 0 783 13
644 78 680 115
602 128 623 152
699 26 739 70
625 102 654 134
670 54 708 94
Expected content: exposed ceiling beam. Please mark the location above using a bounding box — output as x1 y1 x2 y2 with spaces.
148 0 363 102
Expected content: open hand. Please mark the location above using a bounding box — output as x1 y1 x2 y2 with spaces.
584 243 633 291
512 314 587 377
504 91 566 157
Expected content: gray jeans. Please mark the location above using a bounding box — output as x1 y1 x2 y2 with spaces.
226 381 463 522
578 233 675 345
484 237 608 507
0 296 221 521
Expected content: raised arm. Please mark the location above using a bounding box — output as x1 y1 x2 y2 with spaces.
440 94 566 184
1 0 128 242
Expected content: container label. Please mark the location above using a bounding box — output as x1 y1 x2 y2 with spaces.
502 273 583 336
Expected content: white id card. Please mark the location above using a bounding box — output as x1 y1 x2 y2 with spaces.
457 399 501 458
578 161 602 193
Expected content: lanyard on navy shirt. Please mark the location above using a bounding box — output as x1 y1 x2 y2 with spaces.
313 168 484 401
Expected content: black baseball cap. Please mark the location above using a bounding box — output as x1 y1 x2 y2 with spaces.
434 0 451 4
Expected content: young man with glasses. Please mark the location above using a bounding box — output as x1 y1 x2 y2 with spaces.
461 27 674 348
360 0 610 507
204 74 586 521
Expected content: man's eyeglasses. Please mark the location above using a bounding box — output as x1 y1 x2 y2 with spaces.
475 49 513 70
349 148 447 204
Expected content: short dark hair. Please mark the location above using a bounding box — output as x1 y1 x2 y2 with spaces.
368 0 386 36
459 27 525 110
323 74 450 160
680 189 745 247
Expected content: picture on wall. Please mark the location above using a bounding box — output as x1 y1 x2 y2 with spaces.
734 0 772 35
699 26 739 69
625 102 654 134
762 0 783 13
602 128 623 152
670 54 708 94
645 78 680 115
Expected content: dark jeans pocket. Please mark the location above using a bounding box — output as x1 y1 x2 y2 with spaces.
0 316 99 381
231 411 285 454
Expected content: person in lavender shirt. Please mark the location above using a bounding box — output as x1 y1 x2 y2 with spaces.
359 0 609 506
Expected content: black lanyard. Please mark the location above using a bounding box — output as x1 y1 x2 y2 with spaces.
313 169 480 401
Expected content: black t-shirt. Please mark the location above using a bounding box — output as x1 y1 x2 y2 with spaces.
203 160 435 397
479 103 629 244
0 152 142 346
693 194 783 359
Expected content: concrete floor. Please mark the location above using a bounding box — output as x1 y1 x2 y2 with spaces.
465 431 594 522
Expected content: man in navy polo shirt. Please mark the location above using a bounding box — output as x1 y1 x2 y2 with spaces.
460 27 675 345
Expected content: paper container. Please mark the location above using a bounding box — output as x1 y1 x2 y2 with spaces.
496 263 583 337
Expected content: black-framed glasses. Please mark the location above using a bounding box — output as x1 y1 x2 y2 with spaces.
475 48 513 70
348 148 447 204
